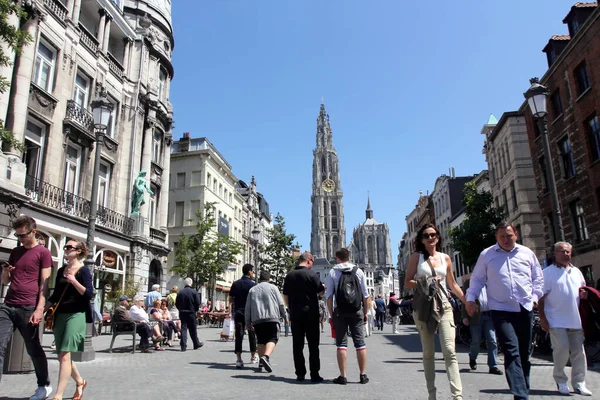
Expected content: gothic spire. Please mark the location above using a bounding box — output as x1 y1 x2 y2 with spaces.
366 194 374 220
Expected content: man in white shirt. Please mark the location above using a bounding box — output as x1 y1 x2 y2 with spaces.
539 242 592 396
129 295 163 343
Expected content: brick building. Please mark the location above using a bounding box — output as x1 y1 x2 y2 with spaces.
524 2 600 284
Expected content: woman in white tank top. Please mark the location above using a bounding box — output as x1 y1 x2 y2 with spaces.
404 223 467 400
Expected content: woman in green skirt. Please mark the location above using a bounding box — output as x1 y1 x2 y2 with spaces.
46 239 94 400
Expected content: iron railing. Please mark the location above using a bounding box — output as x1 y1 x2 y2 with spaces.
65 100 94 133
25 176 134 236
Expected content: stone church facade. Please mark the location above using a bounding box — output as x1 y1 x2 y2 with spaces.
0 0 174 299
310 102 346 261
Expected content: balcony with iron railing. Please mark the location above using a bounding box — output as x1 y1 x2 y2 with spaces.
25 176 134 236
64 100 94 139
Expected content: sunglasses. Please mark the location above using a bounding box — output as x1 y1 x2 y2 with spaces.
63 245 80 251
14 230 32 238
422 233 438 239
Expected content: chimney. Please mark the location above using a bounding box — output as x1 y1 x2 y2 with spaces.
180 132 190 152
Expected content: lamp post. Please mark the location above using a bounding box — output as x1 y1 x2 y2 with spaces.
251 227 260 282
72 90 113 362
524 78 565 242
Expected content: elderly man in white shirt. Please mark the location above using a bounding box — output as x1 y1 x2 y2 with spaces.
129 295 163 346
538 242 592 396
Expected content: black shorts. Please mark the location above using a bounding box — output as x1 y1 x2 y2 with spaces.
253 322 280 345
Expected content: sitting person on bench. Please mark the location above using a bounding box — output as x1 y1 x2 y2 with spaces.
113 295 154 353
129 295 164 351
149 299 177 347
160 299 180 343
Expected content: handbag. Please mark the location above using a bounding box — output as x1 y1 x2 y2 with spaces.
44 283 70 331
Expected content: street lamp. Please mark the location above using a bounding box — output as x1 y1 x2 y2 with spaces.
251 227 260 282
73 90 113 362
524 78 565 242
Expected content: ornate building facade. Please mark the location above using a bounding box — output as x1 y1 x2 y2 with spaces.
0 0 174 299
310 102 346 260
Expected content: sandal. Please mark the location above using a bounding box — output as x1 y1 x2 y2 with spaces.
72 379 87 400
155 346 165 351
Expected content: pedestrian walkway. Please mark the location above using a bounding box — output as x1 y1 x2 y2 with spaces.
1 324 598 399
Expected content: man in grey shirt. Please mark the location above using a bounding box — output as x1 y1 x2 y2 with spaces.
245 271 288 373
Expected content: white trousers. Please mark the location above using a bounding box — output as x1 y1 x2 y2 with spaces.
549 328 587 386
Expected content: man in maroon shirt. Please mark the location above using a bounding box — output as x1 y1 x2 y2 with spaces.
0 216 53 399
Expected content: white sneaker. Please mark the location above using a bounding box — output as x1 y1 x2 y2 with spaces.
393 331 400 334
235 359 244 369
575 382 593 396
29 385 52 400
250 354 259 364
557 383 570 395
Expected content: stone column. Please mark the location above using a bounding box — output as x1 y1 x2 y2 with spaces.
102 13 112 54
0 9 19 123
71 0 82 25
158 132 171 229
96 9 106 49
122 38 132 75
3 10 42 154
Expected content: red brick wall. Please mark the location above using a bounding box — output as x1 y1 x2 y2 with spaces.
525 8 600 262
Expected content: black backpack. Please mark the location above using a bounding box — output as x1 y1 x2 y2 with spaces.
335 267 363 315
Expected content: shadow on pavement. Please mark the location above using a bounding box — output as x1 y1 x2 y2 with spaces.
383 358 422 364
0 397 28 400
231 374 328 385
480 388 560 397
383 333 440 353
190 361 237 370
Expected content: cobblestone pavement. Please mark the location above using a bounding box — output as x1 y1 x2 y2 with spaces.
1 324 598 399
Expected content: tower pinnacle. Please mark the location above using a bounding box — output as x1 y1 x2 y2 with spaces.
366 195 374 220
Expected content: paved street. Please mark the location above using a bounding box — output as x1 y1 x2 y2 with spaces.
1 324 599 400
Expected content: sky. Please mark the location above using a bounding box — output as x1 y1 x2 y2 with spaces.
170 0 574 263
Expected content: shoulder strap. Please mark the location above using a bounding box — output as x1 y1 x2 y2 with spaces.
425 257 437 276
54 282 70 309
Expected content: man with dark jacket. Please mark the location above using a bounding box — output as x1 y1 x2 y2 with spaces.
176 277 204 352
374 294 386 331
283 251 324 382
229 264 257 368
388 293 401 334
113 295 153 353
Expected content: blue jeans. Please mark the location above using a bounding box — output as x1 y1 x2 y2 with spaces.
0 304 50 387
491 307 533 400
469 312 498 368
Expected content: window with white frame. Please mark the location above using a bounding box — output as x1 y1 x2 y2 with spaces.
98 161 111 208
176 172 185 188
190 200 201 221
213 178 217 192
158 67 167 103
149 183 158 227
63 144 81 195
23 120 46 180
33 40 56 92
152 131 162 163
72 71 90 109
105 97 118 138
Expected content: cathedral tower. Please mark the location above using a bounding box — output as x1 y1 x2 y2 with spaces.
310 102 346 260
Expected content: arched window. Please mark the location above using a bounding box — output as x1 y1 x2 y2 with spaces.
367 236 374 264
325 234 330 260
332 236 339 253
148 259 162 292
321 156 326 178
323 200 328 229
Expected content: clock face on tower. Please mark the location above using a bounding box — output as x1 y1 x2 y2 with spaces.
321 179 335 192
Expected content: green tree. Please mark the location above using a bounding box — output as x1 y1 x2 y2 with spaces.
0 1 31 152
171 203 244 300
260 214 299 291
448 181 507 269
